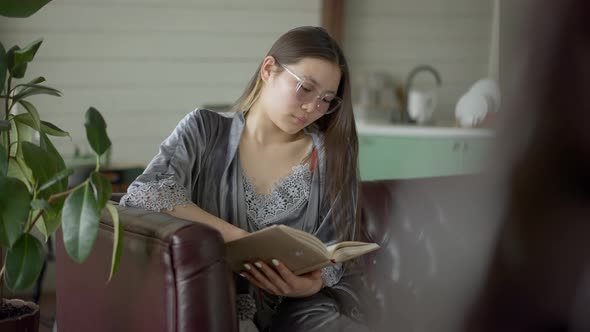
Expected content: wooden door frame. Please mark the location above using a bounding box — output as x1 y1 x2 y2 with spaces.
321 0 346 46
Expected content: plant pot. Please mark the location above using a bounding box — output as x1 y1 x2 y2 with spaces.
0 299 40 332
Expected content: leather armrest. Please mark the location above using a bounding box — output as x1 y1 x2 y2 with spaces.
57 202 237 332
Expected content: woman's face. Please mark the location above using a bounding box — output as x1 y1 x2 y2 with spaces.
260 57 342 135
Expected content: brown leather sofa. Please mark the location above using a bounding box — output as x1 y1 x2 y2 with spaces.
57 176 496 332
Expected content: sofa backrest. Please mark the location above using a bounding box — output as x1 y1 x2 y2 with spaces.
58 175 497 332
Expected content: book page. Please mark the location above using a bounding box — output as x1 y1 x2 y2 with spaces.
278 226 329 256
328 242 380 263
326 241 377 255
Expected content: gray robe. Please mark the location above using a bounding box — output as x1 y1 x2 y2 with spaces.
121 109 368 331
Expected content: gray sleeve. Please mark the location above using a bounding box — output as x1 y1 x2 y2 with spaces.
120 109 209 212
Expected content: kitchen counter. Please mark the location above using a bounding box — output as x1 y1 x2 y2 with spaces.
356 121 494 138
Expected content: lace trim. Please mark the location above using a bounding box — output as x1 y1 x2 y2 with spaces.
236 294 257 321
243 164 312 229
120 177 190 212
321 265 340 287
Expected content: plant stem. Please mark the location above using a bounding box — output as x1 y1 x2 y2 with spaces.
25 181 87 234
5 125 10 161
48 181 85 205
0 260 5 280
3 77 9 121
5 76 12 162
0 248 4 301
26 210 44 234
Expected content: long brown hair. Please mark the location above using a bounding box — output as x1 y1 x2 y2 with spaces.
231 26 360 241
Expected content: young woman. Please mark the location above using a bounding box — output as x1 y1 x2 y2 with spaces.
121 26 368 332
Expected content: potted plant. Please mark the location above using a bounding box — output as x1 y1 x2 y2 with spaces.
0 1 123 330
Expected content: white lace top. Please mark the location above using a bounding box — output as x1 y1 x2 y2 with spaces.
240 162 339 288
120 177 190 212
243 164 312 230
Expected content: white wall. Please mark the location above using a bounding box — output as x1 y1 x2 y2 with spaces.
1 0 496 166
1 0 320 166
344 0 494 122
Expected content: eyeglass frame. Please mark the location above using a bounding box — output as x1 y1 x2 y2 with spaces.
278 63 342 115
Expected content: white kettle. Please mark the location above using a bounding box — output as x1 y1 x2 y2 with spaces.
407 88 438 124
404 65 442 124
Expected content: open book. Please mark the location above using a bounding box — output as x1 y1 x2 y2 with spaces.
225 225 380 275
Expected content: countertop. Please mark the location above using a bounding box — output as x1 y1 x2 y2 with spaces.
356 121 494 138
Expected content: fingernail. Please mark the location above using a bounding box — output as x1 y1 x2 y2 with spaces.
239 273 246 278
272 259 279 267
254 262 262 268
243 263 251 270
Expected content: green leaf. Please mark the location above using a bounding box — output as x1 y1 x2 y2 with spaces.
0 0 51 18
39 168 73 192
106 202 122 282
21 139 67 200
14 39 43 68
7 156 33 189
12 113 35 129
41 121 69 137
12 115 38 161
12 117 36 159
4 234 45 292
30 199 51 211
0 144 7 176
34 212 48 242
39 132 64 165
62 182 100 263
85 107 111 156
17 100 41 131
6 46 27 79
30 199 59 238
12 77 48 91
91 172 111 209
0 42 6 94
42 210 61 236
39 132 67 191
24 76 46 86
15 83 61 95
40 132 68 200
21 142 60 194
12 114 70 138
13 84 62 101
0 176 31 247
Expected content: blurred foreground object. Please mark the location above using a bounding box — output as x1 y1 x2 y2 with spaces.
466 0 590 330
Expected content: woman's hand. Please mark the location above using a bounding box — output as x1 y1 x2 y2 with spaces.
240 259 324 298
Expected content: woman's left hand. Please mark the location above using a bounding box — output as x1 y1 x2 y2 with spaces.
240 259 324 298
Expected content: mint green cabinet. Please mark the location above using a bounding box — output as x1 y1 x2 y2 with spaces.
358 134 493 180
460 137 492 174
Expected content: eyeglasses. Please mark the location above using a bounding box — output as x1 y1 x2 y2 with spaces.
279 64 342 115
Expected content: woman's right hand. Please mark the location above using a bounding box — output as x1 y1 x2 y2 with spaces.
240 260 323 298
